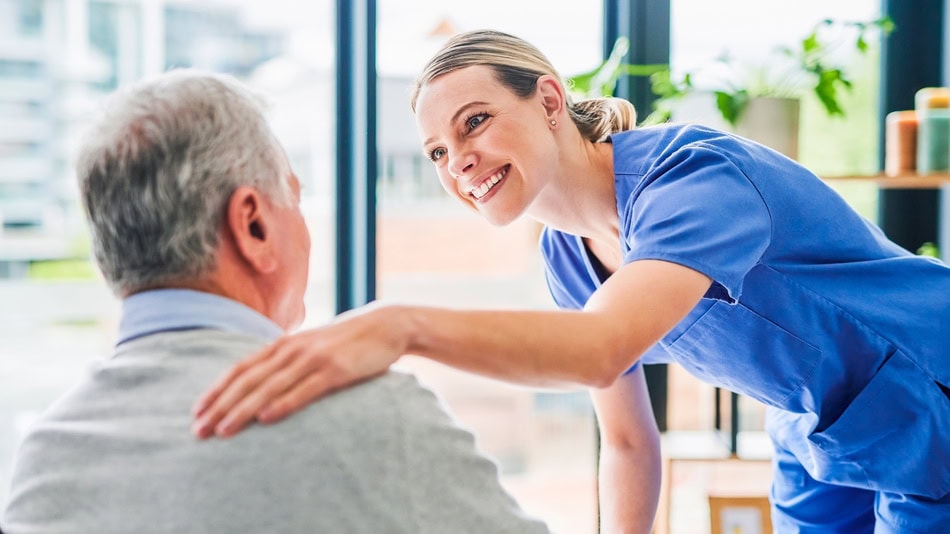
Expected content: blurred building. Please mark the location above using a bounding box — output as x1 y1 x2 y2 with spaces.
0 0 60 230
0 0 284 236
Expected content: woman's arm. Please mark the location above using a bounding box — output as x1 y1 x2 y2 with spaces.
407 259 709 387
590 366 662 534
193 259 710 437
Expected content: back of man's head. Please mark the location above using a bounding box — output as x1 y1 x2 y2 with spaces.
76 70 293 296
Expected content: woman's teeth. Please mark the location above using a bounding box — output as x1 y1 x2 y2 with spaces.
471 167 507 199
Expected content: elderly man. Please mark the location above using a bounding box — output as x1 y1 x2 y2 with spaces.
0 70 547 533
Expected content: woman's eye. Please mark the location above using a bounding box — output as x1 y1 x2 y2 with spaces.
429 147 446 161
466 113 487 131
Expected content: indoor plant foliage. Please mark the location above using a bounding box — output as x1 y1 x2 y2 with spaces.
648 16 895 127
567 36 666 99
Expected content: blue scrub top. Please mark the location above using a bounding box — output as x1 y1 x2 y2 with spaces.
540 124 950 498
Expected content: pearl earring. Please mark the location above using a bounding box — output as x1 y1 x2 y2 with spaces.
550 119 557 126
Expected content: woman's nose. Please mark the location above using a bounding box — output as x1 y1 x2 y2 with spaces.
448 150 476 179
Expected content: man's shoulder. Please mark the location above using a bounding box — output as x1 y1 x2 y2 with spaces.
274 369 442 431
117 328 272 359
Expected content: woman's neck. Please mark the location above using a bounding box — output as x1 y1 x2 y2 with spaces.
529 138 620 246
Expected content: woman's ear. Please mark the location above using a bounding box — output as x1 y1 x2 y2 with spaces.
536 74 567 124
225 186 278 274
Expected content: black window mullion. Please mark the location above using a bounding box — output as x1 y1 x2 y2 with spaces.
334 0 377 314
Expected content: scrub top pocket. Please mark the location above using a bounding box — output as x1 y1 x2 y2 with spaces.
661 299 821 409
806 350 950 499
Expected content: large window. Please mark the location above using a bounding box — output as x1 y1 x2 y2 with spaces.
0 0 336 501
668 0 884 220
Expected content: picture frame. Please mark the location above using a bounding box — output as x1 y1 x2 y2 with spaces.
655 456 773 533
708 495 772 534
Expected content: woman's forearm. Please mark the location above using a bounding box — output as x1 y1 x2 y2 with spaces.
400 259 711 389
598 443 662 533
590 368 663 533
401 306 636 388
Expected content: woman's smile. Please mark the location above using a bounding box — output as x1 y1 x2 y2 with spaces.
466 164 510 202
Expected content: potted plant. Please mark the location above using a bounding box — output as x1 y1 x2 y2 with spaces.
569 16 895 159
653 17 894 124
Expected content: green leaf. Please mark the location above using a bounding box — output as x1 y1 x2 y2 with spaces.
621 64 669 77
567 69 597 96
876 16 896 34
648 69 689 99
802 33 820 54
856 36 868 53
567 37 630 98
715 90 749 127
813 69 848 116
567 37 668 100
917 242 941 258
640 109 672 126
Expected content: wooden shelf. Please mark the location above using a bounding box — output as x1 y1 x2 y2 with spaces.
822 173 950 189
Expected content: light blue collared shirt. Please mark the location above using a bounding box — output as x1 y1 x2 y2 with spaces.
117 289 284 346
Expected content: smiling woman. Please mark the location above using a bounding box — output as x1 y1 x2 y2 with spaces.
413 64 558 226
374 7 606 533
411 54 626 232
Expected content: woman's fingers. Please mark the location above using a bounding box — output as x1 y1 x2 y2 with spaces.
256 370 334 424
191 342 277 417
255 353 390 423
192 340 305 438
192 306 407 439
211 353 315 437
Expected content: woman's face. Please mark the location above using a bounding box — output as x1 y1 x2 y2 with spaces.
414 65 559 226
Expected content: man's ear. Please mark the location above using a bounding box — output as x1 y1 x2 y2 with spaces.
225 186 278 274
536 74 566 124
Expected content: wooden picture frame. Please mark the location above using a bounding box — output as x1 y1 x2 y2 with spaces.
655 456 772 533
708 495 772 534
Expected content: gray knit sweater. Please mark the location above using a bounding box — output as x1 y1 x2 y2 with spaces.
1 330 549 533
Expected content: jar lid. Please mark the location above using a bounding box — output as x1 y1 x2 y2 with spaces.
915 87 950 110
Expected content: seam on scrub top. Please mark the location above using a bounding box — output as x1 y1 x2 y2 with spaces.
735 299 821 352
759 264 905 359
621 144 774 290
690 141 776 247
659 296 720 347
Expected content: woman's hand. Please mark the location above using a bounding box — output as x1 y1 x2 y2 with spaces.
191 303 409 439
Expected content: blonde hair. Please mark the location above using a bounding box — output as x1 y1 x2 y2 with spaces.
410 30 636 142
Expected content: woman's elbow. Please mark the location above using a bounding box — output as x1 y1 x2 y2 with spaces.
588 347 645 389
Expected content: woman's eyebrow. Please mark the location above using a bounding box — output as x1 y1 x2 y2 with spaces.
422 101 489 145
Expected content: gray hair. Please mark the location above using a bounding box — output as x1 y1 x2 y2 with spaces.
410 30 637 142
76 69 291 295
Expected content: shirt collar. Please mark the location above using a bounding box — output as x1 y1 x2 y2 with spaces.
117 289 284 346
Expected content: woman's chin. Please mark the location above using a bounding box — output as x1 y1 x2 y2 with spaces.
480 205 525 227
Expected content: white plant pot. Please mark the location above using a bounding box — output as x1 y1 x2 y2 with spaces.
670 93 800 160
734 97 800 161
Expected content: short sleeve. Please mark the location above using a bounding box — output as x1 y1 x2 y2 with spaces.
538 228 663 369
623 144 772 302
